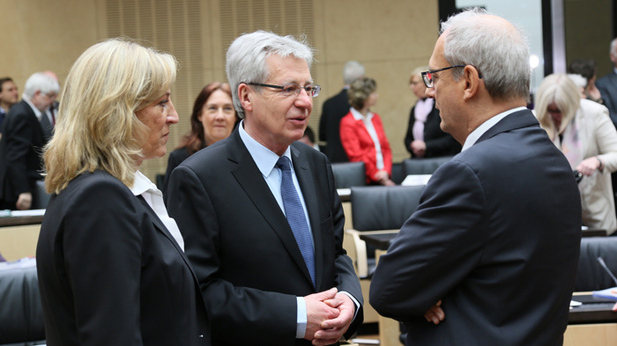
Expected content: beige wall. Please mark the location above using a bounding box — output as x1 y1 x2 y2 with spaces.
0 0 439 180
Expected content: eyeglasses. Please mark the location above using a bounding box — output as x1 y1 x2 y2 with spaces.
245 82 321 97
420 65 467 88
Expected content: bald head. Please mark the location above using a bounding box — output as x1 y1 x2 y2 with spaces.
439 8 530 102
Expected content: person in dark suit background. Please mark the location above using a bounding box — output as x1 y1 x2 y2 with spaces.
0 77 19 131
36 38 209 345
0 72 59 210
596 38 617 127
370 8 582 345
167 30 363 346
404 66 460 158
318 60 364 163
162 82 238 195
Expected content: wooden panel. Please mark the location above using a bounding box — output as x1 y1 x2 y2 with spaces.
564 323 617 346
0 224 41 261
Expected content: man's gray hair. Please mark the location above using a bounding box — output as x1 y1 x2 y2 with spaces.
440 8 531 100
23 72 60 100
343 61 365 85
226 30 314 119
610 37 617 57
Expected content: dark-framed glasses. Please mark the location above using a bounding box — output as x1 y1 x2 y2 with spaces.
245 82 321 97
420 65 467 88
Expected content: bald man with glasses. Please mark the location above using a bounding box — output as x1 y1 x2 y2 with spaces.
370 9 581 345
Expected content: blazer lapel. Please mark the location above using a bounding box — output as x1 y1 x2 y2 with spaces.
228 131 315 287
135 195 199 280
290 145 323 289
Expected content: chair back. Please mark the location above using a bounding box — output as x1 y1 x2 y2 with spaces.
350 185 424 231
0 262 45 344
403 156 454 176
575 237 617 291
331 162 366 188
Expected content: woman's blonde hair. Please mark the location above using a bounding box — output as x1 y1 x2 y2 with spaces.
44 38 177 194
535 74 581 140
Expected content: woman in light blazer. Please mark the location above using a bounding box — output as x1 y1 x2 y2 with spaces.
536 73 617 234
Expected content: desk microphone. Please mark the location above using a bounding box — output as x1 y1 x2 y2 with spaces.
597 257 617 287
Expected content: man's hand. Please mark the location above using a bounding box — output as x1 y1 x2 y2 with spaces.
424 300 445 325
312 292 356 345
304 288 339 341
16 192 32 210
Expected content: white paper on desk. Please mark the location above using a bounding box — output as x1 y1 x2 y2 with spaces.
10 209 45 217
592 287 617 301
401 174 432 186
337 188 351 196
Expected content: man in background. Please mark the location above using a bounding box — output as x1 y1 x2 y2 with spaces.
596 37 617 127
319 61 364 163
0 77 19 130
167 31 363 345
370 9 582 345
0 72 59 210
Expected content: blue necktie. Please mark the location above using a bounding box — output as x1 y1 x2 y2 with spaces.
276 156 315 285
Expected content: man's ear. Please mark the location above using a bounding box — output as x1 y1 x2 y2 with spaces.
238 83 253 112
462 65 481 100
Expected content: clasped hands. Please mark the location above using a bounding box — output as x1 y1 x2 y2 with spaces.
304 287 355 345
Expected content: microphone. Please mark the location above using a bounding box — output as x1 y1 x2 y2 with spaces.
597 257 617 287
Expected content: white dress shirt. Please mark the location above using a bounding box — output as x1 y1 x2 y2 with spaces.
130 171 184 251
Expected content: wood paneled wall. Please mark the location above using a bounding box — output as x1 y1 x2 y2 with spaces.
0 0 439 180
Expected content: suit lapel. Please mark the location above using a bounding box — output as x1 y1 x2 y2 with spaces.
135 195 200 282
291 145 323 289
228 131 315 287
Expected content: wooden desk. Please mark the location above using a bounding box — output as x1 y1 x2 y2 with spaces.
0 215 44 227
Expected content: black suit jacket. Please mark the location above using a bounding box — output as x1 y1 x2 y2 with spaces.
167 129 363 346
36 171 210 346
162 146 191 195
0 100 45 207
404 102 460 158
319 89 351 163
596 72 617 126
370 110 581 345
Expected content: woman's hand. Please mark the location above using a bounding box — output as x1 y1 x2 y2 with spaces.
576 157 603 176
411 140 427 158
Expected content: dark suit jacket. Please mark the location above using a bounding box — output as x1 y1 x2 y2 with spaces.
319 89 351 163
167 129 363 346
370 110 582 345
162 146 192 195
0 100 45 207
36 170 210 346
404 102 460 158
596 72 617 126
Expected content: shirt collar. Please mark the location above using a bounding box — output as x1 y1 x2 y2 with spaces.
350 107 373 121
130 170 160 197
462 106 527 151
238 120 293 177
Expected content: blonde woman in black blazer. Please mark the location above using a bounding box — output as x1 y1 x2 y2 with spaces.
36 39 209 346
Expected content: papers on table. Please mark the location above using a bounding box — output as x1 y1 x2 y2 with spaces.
592 287 617 301
4 209 46 217
401 174 432 186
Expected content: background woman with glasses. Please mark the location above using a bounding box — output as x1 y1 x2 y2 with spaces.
162 82 239 195
340 77 394 185
404 66 460 159
535 73 617 235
